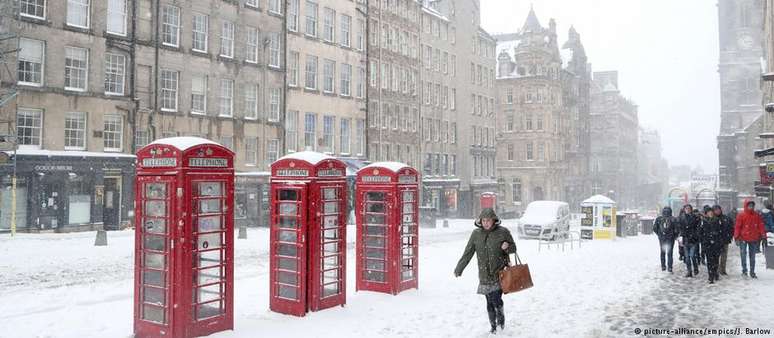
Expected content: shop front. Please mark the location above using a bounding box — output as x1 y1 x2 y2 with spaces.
0 150 135 232
421 178 460 218
235 172 271 228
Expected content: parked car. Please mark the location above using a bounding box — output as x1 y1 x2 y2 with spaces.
517 201 570 240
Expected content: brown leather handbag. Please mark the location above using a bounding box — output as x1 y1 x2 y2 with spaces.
499 253 533 294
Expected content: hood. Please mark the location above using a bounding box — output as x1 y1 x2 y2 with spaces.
474 218 502 230
661 207 672 217
743 199 756 214
475 207 501 229
712 204 724 216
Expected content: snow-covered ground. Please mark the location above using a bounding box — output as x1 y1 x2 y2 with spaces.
1 219 772 338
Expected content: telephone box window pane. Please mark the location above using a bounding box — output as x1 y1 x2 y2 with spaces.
323 201 338 214
403 203 413 214
402 191 414 202
323 284 339 297
323 242 338 253
198 199 221 214
366 225 386 236
197 233 222 250
196 266 223 285
279 230 298 243
145 253 166 269
402 247 413 256
144 218 167 234
279 285 298 300
279 203 298 216
366 214 385 225
323 215 338 228
278 271 299 285
323 228 338 240
146 201 167 217
144 287 166 305
323 256 339 268
365 271 385 282
278 216 298 228
366 202 385 213
197 250 222 268
366 191 385 201
402 224 415 235
323 269 339 280
199 182 223 196
198 216 221 232
402 214 414 223
145 183 167 198
196 283 223 303
197 302 224 320
365 236 385 247
142 305 165 323
322 188 337 200
366 259 385 270
402 270 414 281
278 257 298 271
143 270 165 287
278 243 298 256
144 235 166 251
279 189 298 201
365 248 385 259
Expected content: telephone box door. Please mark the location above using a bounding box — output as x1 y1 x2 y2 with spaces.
358 188 392 293
270 183 309 316
309 183 347 311
134 175 176 335
188 175 233 334
398 188 418 290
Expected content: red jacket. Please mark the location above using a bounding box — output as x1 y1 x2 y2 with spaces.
734 201 767 242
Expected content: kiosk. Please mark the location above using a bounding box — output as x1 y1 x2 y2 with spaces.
269 151 348 316
580 195 617 240
355 162 420 295
133 137 234 338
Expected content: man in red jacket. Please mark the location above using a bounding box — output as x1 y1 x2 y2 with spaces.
734 200 767 278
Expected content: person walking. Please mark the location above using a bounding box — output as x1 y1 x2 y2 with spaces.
713 205 734 276
734 200 767 278
700 206 724 284
653 206 679 272
454 208 517 334
761 202 774 254
678 204 701 277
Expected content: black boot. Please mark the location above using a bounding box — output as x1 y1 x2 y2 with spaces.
488 308 497 333
495 306 505 330
685 271 693 278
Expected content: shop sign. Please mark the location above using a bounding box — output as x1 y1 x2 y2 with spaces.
34 165 74 171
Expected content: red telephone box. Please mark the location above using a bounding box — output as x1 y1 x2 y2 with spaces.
480 192 497 211
269 151 348 317
133 137 234 338
355 162 420 295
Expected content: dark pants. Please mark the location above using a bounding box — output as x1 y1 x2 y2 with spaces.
485 289 504 328
739 241 758 274
684 243 698 273
659 238 675 269
706 245 722 280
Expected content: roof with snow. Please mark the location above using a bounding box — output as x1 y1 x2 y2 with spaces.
278 151 333 165
361 161 410 173
149 137 221 151
582 195 616 205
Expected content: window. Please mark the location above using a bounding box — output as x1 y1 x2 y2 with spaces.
512 179 522 203
191 74 207 115
103 114 123 152
219 136 234 151
506 88 513 104
134 129 150 149
17 109 42 148
269 33 281 67
304 113 316 150
286 110 298 151
305 55 318 89
244 84 258 119
246 27 258 63
220 21 235 58
356 67 365 98
288 51 299 86
65 47 88 91
340 63 351 96
506 115 513 131
323 8 335 42
67 0 89 28
537 115 543 130
107 0 127 35
323 59 335 93
450 88 456 110
288 0 299 31
526 113 533 130
323 115 334 152
104 53 125 95
192 14 208 52
340 118 350 154
356 19 365 50
18 38 44 86
245 137 258 165
526 142 534 160
218 79 234 117
369 61 377 88
538 142 545 161
269 0 282 14
160 69 178 111
246 0 258 7
267 139 279 164
65 112 86 150
355 119 364 155
269 88 281 121
451 54 456 76
305 1 318 37
21 0 46 19
340 14 351 47
161 5 180 47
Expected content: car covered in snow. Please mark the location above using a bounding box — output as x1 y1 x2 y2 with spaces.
517 201 570 240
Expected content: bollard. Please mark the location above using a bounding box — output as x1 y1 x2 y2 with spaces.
443 219 449 228
94 229 107 246
238 225 247 239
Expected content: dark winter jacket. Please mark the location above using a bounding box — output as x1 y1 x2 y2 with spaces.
715 213 735 244
653 208 678 241
678 212 701 245
734 201 766 242
761 209 774 233
455 219 517 285
700 216 725 250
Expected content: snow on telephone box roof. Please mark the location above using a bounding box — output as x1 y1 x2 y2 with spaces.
361 161 410 173
278 151 333 165
148 136 222 151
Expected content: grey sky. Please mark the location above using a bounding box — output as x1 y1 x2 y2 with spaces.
481 0 721 172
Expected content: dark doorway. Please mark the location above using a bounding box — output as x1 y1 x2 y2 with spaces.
103 177 122 230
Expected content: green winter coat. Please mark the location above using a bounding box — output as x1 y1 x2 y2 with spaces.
454 219 517 285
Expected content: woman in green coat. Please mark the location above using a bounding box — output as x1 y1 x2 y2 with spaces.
454 208 517 334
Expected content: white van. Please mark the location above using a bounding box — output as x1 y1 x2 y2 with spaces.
517 201 570 240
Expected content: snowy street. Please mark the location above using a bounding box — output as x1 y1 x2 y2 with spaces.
1 220 773 338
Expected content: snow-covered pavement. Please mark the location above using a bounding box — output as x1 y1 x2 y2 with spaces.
1 220 772 338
